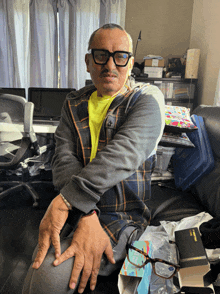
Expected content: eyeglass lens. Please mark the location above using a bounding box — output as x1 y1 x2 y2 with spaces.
154 261 176 279
93 50 130 66
128 247 176 279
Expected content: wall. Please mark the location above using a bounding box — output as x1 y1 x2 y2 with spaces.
125 0 194 65
189 0 220 105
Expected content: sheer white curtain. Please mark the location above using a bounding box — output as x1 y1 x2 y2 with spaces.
100 0 126 27
0 0 29 89
29 0 58 87
0 0 127 91
58 0 100 89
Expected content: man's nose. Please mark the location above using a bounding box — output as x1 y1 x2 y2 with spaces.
104 56 117 70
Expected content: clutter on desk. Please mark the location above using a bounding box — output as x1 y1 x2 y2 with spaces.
144 55 165 68
143 67 164 78
165 53 186 79
152 106 197 182
144 55 164 60
132 55 165 78
131 61 145 78
143 55 165 78
132 49 201 80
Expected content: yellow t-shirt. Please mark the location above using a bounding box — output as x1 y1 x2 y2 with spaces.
88 91 115 161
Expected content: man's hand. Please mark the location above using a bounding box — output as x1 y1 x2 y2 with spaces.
32 194 69 269
53 212 115 293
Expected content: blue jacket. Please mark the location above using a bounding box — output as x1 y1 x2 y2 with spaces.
52 78 165 244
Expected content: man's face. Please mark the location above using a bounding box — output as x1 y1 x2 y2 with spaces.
85 28 134 97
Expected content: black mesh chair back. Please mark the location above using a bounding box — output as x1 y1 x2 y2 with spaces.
0 93 53 207
0 94 36 169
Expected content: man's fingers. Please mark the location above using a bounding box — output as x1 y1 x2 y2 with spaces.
51 232 61 259
32 234 51 269
77 259 94 293
104 242 115 264
31 195 69 270
69 254 85 291
89 256 102 292
53 246 75 266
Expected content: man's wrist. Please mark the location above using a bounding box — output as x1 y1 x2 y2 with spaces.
82 210 97 218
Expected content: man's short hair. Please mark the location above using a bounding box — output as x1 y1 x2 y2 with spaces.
88 23 133 53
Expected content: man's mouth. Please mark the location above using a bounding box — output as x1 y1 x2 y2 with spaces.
102 75 117 83
102 73 117 77
100 70 118 79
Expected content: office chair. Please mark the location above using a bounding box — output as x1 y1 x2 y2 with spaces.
0 93 54 207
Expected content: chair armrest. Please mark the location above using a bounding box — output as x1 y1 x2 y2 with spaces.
24 102 38 147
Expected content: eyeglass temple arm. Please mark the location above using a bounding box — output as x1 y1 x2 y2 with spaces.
128 244 180 268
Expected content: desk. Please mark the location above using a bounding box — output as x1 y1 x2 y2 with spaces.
0 121 58 156
0 121 58 134
33 120 59 133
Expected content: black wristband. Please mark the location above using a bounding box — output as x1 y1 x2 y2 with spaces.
82 210 97 218
66 207 85 229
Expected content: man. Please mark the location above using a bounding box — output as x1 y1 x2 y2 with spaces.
23 24 165 294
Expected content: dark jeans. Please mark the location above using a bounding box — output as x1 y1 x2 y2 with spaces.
22 225 142 294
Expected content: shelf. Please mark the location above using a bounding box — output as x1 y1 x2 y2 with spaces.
135 77 198 111
135 77 198 83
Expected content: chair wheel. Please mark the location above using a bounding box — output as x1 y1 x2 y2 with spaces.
32 201 39 208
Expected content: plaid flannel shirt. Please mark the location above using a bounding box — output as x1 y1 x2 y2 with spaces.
52 78 165 244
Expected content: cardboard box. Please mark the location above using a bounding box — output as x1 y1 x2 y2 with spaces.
119 241 152 294
185 49 200 79
144 58 165 67
175 228 215 293
144 67 163 78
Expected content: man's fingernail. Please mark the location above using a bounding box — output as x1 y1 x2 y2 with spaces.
91 285 95 291
32 262 39 268
70 282 76 289
55 253 60 259
53 260 59 266
78 288 84 293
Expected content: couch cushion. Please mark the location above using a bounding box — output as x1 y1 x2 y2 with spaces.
194 161 220 217
149 182 205 225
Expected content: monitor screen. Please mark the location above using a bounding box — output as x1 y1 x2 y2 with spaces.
0 88 26 98
28 87 75 120
85 79 93 86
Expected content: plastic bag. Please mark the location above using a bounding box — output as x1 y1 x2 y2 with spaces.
138 226 179 294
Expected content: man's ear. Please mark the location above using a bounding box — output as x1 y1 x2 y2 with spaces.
128 56 134 76
85 54 90 73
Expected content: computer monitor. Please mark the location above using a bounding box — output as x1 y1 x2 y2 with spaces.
28 87 75 120
0 88 26 98
85 80 93 86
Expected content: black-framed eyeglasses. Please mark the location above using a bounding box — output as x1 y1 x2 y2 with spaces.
126 237 180 279
88 49 133 67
